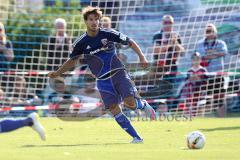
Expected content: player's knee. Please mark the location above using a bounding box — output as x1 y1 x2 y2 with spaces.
124 101 136 109
124 97 136 110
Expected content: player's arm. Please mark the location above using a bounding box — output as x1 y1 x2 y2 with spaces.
48 58 78 78
106 29 148 68
128 39 148 68
48 39 83 78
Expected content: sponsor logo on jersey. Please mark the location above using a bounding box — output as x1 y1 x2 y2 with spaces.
101 39 108 46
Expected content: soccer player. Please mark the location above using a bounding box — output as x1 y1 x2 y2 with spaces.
0 112 46 141
48 6 156 143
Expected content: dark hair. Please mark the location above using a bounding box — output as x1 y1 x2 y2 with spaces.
82 6 102 21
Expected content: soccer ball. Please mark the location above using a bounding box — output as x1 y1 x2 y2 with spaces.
187 131 206 149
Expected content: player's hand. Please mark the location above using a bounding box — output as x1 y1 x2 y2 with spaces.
48 71 60 78
139 56 148 68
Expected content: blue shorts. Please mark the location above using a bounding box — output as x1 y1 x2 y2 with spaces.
97 69 140 108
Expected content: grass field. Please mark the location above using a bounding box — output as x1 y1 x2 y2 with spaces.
0 117 240 160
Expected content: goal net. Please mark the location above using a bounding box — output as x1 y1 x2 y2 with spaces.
0 0 239 118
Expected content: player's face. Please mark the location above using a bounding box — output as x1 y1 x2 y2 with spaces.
85 14 100 32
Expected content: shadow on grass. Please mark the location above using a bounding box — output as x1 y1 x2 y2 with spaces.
200 126 240 132
21 142 129 148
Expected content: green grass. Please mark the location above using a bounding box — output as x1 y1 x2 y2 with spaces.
0 118 240 160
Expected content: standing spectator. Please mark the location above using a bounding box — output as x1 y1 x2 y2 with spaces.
152 15 184 88
47 18 72 71
0 22 14 71
196 23 228 117
196 23 227 72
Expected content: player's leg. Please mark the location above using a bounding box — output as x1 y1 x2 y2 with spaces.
113 70 156 120
109 104 142 143
0 112 45 140
0 117 33 133
28 112 46 140
97 77 143 143
123 96 156 120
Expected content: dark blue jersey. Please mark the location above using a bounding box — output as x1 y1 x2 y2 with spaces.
70 28 130 79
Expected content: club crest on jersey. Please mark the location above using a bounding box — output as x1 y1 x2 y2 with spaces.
101 39 108 46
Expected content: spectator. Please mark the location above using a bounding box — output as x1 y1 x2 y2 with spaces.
181 52 208 116
0 22 14 71
152 15 184 89
101 16 112 29
47 18 72 71
7 76 41 106
196 23 227 72
196 23 228 117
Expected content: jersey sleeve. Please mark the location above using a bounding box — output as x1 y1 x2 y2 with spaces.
69 39 84 59
217 40 228 56
106 29 130 45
